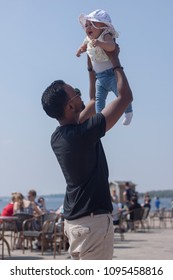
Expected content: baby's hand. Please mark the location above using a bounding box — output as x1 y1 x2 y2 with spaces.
91 39 100 47
76 48 83 57
76 45 87 57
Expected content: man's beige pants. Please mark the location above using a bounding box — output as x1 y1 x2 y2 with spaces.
64 213 114 260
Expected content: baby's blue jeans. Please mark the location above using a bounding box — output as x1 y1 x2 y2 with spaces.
96 68 133 113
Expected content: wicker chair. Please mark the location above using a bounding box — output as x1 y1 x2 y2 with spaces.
0 219 16 251
113 211 125 241
13 213 33 249
127 207 145 231
53 221 69 258
21 212 58 255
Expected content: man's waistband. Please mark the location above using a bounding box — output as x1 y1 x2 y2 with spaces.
64 210 111 221
90 209 111 216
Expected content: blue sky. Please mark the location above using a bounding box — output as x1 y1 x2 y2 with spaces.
0 0 173 196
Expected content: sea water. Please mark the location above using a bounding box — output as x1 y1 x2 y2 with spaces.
0 195 172 213
0 194 64 213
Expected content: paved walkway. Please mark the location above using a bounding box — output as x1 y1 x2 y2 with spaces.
1 227 173 260
113 228 173 260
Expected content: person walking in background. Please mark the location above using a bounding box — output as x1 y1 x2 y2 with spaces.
41 45 133 259
123 182 134 208
144 192 151 203
155 197 161 210
76 9 133 125
142 193 151 211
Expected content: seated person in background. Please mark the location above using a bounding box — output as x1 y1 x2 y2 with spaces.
112 197 126 237
112 199 121 226
1 192 17 216
111 189 118 203
13 192 42 249
128 196 142 219
127 196 142 231
56 204 64 222
13 192 42 216
141 195 151 211
27 189 42 214
37 197 47 213
0 193 18 230
27 189 38 205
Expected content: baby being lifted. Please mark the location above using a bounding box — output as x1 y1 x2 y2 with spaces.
76 9 133 125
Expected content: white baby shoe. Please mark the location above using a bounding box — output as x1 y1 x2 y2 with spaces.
122 112 133 125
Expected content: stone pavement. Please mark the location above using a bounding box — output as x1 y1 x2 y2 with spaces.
113 228 173 260
1 227 173 260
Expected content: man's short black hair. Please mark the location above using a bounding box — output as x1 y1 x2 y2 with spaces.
41 80 69 120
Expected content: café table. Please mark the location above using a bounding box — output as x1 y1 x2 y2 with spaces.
0 216 18 259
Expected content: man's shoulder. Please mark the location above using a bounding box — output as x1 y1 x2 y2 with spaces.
84 113 106 137
87 113 106 125
51 114 106 146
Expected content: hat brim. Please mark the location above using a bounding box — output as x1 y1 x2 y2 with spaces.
79 13 118 37
79 13 112 28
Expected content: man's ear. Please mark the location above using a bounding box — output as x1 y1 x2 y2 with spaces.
66 102 74 111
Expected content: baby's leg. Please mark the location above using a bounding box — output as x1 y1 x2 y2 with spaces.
95 79 108 113
111 71 133 126
112 76 133 126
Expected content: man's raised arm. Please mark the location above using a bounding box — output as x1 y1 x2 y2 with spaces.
102 51 133 131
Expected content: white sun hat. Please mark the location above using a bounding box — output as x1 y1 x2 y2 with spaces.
79 9 119 37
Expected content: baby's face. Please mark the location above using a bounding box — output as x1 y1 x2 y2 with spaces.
84 20 106 39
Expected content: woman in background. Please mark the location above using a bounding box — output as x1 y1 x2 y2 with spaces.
13 192 42 216
1 192 17 216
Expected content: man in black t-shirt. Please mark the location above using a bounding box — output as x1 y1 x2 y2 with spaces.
41 49 133 259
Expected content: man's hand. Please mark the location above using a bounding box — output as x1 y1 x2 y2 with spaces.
105 43 120 66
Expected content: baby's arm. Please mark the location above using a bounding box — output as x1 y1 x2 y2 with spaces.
92 33 115 52
76 43 87 57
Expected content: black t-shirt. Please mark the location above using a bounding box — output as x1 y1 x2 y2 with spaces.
51 113 113 220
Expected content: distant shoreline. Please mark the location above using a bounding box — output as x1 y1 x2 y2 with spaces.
1 190 173 199
139 189 173 198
